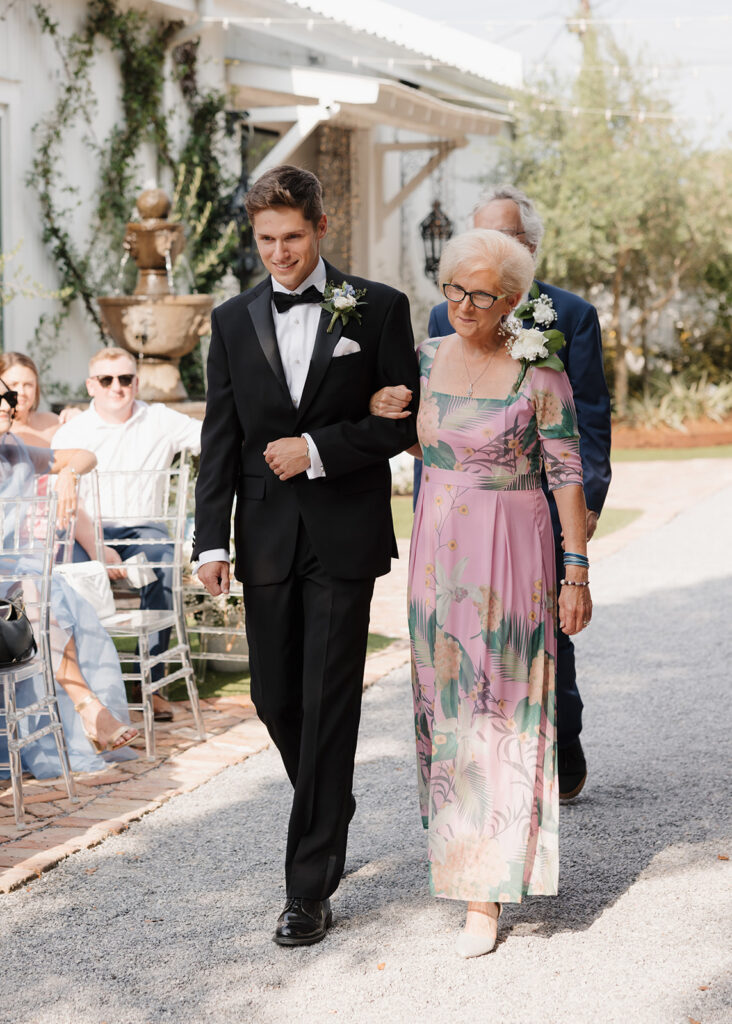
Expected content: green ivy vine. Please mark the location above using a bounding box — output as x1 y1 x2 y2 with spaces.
173 39 235 294
86 0 181 247
27 1 235 396
29 2 104 354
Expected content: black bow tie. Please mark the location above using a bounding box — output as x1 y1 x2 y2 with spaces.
272 285 323 314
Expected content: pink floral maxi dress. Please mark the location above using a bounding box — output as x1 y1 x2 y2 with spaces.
408 339 584 902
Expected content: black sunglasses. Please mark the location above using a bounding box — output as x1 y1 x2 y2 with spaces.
0 389 18 409
92 373 136 388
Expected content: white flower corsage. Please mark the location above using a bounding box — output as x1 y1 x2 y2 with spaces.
320 280 367 334
505 285 566 391
515 284 557 328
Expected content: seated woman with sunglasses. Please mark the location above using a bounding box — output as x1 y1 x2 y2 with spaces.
0 377 138 777
368 229 591 957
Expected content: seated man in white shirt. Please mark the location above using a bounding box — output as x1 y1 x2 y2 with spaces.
52 348 202 715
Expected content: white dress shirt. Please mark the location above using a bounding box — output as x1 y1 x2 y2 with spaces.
52 400 202 524
198 258 328 567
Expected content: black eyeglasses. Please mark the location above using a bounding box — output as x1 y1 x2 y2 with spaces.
442 283 506 310
498 229 526 238
0 389 18 409
92 373 136 388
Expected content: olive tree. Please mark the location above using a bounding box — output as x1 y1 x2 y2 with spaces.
499 20 731 414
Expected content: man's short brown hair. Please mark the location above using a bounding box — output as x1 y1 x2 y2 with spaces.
244 165 324 226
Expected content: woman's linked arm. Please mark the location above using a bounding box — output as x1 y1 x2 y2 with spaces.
369 385 422 458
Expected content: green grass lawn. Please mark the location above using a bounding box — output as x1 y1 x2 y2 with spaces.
115 631 396 703
392 495 415 539
593 507 642 538
612 444 732 461
392 495 641 543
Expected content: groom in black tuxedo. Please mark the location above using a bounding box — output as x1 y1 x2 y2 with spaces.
193 165 418 946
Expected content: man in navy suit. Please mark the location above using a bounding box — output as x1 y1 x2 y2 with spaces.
418 184 611 800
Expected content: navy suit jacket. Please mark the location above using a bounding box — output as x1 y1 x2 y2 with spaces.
427 280 612 525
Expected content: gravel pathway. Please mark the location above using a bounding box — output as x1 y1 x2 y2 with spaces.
1 484 730 1024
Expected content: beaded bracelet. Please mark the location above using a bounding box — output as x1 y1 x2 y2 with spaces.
560 578 590 587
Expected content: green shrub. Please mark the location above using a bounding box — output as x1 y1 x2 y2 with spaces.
626 372 732 431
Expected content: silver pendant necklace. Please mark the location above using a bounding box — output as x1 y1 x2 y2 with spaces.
460 338 499 397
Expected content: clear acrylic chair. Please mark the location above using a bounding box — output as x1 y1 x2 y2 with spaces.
0 492 77 826
180 460 248 678
88 463 205 758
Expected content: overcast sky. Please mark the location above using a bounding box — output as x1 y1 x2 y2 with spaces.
391 0 732 146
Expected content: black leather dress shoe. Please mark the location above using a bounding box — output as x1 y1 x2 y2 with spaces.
559 739 587 801
273 897 332 947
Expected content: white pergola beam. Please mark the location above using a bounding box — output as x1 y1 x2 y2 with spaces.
246 106 303 123
249 104 336 179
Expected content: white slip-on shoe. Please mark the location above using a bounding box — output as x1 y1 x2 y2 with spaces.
455 903 503 959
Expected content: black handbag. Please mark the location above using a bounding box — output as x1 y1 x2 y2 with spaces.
0 598 37 667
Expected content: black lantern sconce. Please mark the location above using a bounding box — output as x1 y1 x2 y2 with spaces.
420 200 453 286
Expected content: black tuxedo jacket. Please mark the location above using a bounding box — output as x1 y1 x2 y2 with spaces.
193 260 419 585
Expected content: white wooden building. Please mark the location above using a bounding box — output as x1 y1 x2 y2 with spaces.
0 0 521 392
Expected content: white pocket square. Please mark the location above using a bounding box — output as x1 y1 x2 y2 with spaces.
332 337 361 357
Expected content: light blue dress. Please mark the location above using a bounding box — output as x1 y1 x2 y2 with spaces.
0 434 136 777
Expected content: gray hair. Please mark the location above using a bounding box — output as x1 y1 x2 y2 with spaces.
438 229 535 298
473 183 544 255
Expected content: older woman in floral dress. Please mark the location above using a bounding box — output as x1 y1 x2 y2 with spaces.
372 229 592 956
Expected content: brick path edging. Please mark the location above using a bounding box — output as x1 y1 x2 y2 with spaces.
0 640 411 894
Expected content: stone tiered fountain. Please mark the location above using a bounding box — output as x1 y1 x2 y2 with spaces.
98 188 213 402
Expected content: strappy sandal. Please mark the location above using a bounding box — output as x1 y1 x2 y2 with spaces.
74 695 139 753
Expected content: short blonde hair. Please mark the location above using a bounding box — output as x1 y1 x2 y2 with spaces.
439 229 535 298
88 347 137 375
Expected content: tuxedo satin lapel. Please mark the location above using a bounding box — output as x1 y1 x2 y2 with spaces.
247 286 290 396
295 308 343 423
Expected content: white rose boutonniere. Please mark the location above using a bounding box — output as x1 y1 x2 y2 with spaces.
532 297 555 326
504 281 567 392
321 280 367 333
515 283 557 328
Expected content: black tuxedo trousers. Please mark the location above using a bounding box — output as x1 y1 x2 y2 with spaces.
193 262 419 901
244 519 374 899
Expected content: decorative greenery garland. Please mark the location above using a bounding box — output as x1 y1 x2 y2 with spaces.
172 40 236 295
26 1 235 396
85 0 180 247
29 3 105 357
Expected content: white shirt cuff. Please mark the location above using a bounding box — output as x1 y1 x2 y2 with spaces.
303 432 326 479
197 548 230 566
